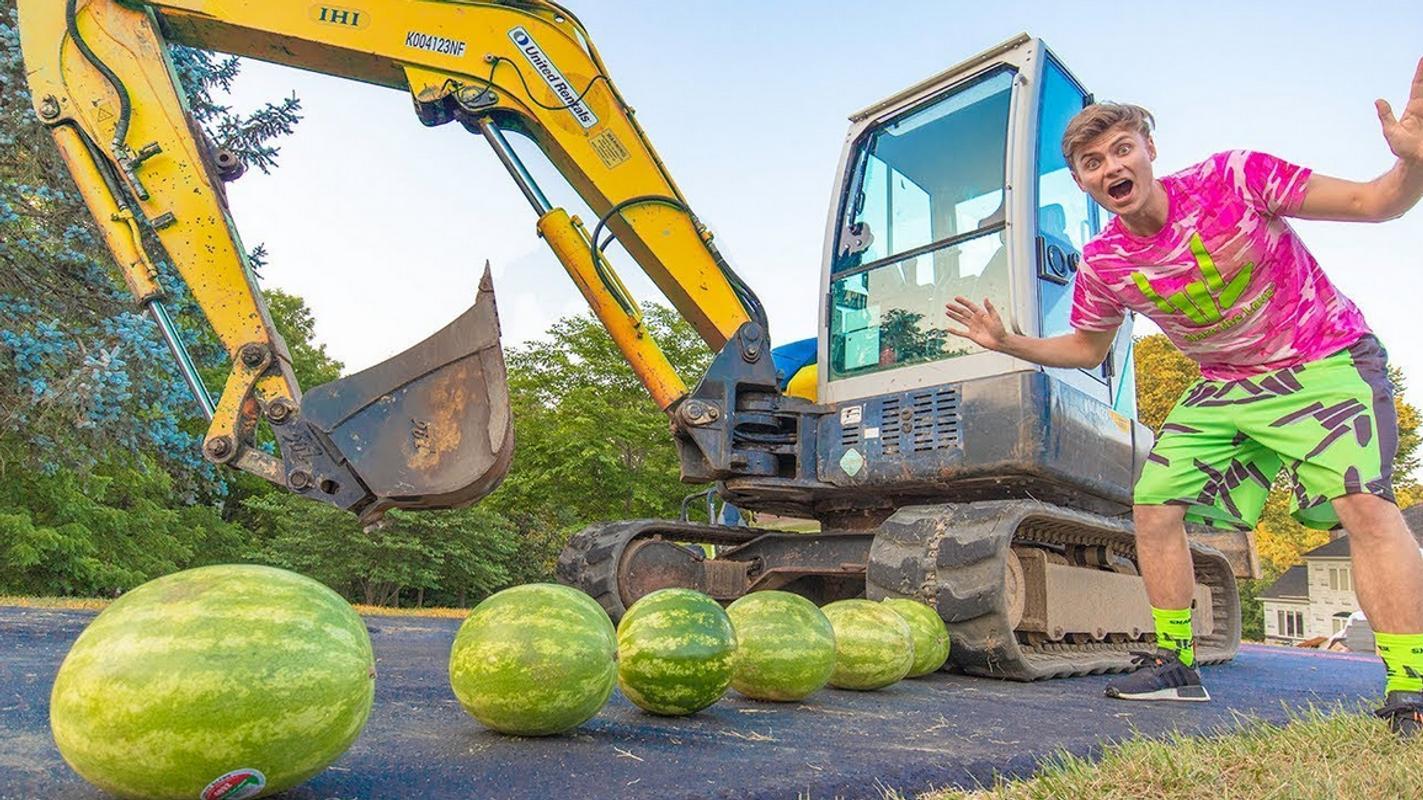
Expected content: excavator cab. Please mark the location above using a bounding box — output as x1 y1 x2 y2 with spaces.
821 35 1135 416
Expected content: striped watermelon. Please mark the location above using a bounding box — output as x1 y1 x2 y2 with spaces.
616 588 737 715
726 591 836 701
448 583 616 736
820 599 914 690
882 598 951 677
50 564 375 800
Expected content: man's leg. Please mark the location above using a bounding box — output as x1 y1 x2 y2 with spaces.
1333 494 1423 636
1134 503 1196 611
1134 503 1201 667
1111 378 1276 702
1243 337 1423 734
1332 494 1423 735
1102 503 1213 701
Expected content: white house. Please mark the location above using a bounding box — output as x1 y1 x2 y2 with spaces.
1260 538 1355 644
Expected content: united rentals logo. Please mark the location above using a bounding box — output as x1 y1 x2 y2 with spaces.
405 30 467 57
201 768 266 800
1130 232 1273 342
507 26 599 129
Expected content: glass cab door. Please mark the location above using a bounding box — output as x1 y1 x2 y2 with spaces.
828 67 1014 381
820 46 1032 405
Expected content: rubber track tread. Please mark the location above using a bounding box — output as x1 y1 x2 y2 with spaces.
866 500 1241 681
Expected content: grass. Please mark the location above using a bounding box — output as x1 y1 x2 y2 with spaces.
916 706 1423 800
0 596 471 618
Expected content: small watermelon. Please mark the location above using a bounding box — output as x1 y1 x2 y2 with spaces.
726 591 836 701
882 598 951 677
617 588 736 715
449 583 616 736
50 564 375 800
820 599 914 690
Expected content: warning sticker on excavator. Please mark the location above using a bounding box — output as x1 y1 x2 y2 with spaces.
839 448 865 477
590 130 631 169
508 27 599 129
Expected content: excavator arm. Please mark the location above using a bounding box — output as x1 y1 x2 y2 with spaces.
17 0 765 521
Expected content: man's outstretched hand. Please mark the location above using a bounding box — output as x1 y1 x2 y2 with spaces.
1379 56 1423 165
944 296 1009 351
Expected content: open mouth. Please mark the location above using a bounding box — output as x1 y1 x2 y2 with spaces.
1107 178 1134 201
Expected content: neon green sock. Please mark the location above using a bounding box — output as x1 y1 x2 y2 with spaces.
1152 606 1195 667
1376 632 1423 695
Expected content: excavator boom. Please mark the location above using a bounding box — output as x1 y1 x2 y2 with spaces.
18 0 762 520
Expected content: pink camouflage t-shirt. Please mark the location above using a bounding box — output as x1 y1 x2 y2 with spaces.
1070 150 1371 381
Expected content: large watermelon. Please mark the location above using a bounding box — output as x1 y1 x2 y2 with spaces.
616 588 736 715
820 599 914 690
449 583 616 736
882 598 951 677
726 591 836 701
50 564 375 800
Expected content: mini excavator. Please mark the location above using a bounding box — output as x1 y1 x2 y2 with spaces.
19 1 1256 680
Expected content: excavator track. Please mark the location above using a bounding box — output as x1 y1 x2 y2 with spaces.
866 499 1240 681
562 500 1241 681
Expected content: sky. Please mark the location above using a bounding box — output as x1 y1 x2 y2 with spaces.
219 1 1423 394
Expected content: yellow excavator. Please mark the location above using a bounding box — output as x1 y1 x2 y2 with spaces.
19 0 1256 680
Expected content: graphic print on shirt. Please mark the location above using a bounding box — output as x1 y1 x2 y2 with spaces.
1070 151 1371 380
1129 232 1274 342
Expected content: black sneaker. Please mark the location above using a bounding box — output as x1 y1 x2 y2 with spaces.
1375 691 1423 738
1104 650 1211 702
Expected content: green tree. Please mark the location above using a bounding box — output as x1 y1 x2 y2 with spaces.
0 443 247 596
1132 334 1201 433
481 304 713 582
490 303 711 523
239 492 518 607
263 289 344 388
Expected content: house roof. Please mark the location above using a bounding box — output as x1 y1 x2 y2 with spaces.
1259 565 1309 600
1404 503 1423 537
1303 536 1351 559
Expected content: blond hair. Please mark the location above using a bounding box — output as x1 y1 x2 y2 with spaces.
1061 103 1155 169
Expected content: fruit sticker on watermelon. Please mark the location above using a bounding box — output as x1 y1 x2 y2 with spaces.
200 768 266 800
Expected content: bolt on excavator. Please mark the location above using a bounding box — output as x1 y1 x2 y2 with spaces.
19 0 1255 680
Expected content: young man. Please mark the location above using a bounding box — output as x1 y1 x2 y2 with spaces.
944 58 1423 734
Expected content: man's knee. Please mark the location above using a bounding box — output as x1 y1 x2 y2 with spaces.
1134 504 1187 541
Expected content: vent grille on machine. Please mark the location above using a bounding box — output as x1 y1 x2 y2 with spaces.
882 388 960 456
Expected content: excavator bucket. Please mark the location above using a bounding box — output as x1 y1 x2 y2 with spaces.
298 265 513 523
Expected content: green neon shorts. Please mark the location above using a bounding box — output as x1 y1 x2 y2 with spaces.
1134 335 1397 531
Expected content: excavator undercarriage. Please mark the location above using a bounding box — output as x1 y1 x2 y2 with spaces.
559 502 1244 681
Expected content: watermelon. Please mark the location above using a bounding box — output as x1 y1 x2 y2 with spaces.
50 564 375 800
726 591 835 701
882 598 951 677
448 583 616 736
820 599 914 690
616 588 736 715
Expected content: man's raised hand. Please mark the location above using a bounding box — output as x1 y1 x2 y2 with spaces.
1378 56 1423 164
944 296 1009 351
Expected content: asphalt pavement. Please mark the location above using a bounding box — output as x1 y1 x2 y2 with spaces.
0 605 1388 800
